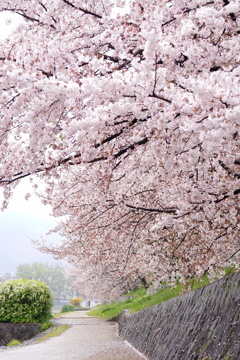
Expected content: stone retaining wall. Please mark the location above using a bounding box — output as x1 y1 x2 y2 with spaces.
0 323 41 346
117 271 240 360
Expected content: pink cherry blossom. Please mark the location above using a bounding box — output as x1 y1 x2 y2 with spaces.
0 0 239 300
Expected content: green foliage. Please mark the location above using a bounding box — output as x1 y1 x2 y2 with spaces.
0 279 53 323
40 321 54 332
7 339 21 346
70 297 83 307
16 262 73 299
61 304 75 313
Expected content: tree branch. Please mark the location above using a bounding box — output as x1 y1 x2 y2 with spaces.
0 134 149 185
226 248 240 261
174 205 198 219
219 160 240 179
149 92 172 104
2 8 40 22
125 204 177 214
62 0 102 19
114 137 148 158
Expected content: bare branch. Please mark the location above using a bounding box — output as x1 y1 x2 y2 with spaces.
125 204 177 214
226 248 240 261
149 92 172 104
2 8 40 22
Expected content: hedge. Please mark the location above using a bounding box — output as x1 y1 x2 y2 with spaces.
0 279 53 323
61 304 75 313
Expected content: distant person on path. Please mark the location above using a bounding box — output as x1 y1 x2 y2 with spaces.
87 300 91 308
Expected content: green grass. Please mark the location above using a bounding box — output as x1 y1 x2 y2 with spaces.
40 320 54 332
53 313 61 317
88 282 183 320
35 325 70 343
126 287 147 297
88 266 239 320
7 339 21 346
186 272 210 291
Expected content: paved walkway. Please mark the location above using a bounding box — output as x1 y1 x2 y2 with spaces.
0 311 147 360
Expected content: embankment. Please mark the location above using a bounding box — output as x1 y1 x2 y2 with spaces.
117 271 240 360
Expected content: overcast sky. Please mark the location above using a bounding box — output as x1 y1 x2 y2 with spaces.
0 179 64 275
0 12 64 276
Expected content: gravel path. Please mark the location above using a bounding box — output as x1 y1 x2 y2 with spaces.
0 311 147 360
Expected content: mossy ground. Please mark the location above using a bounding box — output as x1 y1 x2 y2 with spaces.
7 339 21 346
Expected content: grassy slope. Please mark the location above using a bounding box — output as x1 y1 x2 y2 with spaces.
88 284 182 320
88 266 237 320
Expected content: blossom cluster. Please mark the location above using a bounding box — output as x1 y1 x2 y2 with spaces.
0 0 239 299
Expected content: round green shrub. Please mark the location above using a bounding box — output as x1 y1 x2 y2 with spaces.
0 279 53 323
61 304 75 313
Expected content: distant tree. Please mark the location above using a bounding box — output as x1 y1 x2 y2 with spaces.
16 262 73 299
0 273 12 282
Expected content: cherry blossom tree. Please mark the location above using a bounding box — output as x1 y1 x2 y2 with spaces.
0 0 239 300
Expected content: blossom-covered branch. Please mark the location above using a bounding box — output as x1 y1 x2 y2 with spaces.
0 0 239 300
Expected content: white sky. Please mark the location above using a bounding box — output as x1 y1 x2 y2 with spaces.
0 11 23 40
0 12 64 275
